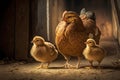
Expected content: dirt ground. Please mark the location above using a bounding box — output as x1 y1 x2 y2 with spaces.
0 40 120 80
0 56 120 80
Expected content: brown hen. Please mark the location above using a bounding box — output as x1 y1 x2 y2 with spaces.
55 11 88 68
80 8 101 44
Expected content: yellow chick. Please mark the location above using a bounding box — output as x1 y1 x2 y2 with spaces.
30 36 58 68
83 38 106 68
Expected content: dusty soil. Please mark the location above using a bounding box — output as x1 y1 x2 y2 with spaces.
0 56 120 80
0 40 120 80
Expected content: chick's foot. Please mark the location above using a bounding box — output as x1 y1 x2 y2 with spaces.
76 63 80 69
76 56 81 69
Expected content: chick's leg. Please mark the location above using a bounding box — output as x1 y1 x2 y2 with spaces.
76 56 81 69
63 55 73 68
98 61 101 69
46 62 50 68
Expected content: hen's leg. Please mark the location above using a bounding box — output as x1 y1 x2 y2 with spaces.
37 62 50 69
89 61 93 68
63 55 73 68
76 56 81 69
37 63 44 69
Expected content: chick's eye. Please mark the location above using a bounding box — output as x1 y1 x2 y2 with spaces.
36 40 39 41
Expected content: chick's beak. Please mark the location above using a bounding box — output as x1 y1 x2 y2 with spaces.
31 40 34 43
61 10 67 21
62 18 67 21
84 42 87 44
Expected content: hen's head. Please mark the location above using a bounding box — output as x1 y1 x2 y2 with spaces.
85 38 96 47
62 11 81 24
31 36 45 46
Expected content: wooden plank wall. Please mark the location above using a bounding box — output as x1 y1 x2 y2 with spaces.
0 0 15 59
115 0 120 46
29 0 38 41
65 0 113 41
0 0 30 60
3 0 117 59
28 0 48 57
15 0 30 60
30 0 47 40
110 0 120 56
30 0 66 43
37 0 47 40
49 0 65 43
29 0 38 58
0 0 67 60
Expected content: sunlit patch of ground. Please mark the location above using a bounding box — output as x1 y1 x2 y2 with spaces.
0 40 120 80
0 56 120 80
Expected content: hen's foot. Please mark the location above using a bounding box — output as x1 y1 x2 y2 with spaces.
37 63 49 69
64 63 74 69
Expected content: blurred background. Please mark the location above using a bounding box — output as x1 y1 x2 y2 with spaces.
0 0 120 60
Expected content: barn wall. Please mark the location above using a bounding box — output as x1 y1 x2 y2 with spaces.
111 0 120 46
49 0 66 43
29 0 38 42
0 0 15 59
29 0 66 57
15 0 30 60
0 0 30 60
37 0 47 40
29 0 66 43
0 0 119 60
28 0 48 58
30 0 48 40
66 0 112 41
116 0 120 45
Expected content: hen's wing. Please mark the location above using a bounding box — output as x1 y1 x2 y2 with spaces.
55 21 67 36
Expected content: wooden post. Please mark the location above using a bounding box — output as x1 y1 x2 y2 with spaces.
0 0 15 59
111 0 120 42
115 0 120 45
49 0 65 43
36 0 47 40
15 0 29 60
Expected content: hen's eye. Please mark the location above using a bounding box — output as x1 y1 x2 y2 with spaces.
67 16 72 18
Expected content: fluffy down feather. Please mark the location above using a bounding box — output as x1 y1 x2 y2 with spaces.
30 36 58 68
83 38 106 68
